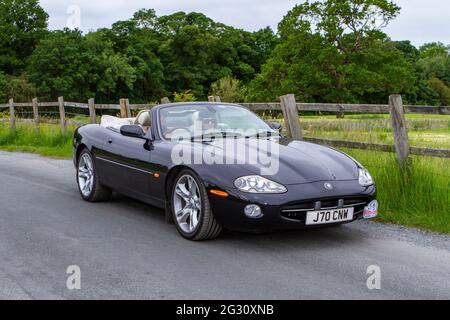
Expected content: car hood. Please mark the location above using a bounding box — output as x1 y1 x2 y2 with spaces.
196 137 359 185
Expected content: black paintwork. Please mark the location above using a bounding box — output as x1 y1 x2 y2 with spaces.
73 102 376 232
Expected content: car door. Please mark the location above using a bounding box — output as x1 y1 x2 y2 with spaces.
95 128 155 200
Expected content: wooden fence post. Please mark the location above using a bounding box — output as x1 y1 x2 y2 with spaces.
9 98 15 130
88 98 96 124
161 97 170 104
336 105 345 118
280 94 302 140
58 96 66 135
389 94 410 167
119 98 127 118
32 98 39 129
125 98 131 118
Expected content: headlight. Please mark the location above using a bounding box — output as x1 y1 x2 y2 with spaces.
359 168 374 187
234 175 287 194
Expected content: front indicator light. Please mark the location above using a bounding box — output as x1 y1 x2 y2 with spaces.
210 189 229 198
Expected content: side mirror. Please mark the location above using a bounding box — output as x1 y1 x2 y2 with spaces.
120 125 145 138
268 122 282 132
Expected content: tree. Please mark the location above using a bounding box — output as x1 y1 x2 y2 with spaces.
155 11 276 99
428 78 450 106
156 12 229 98
102 10 165 101
27 30 92 100
0 0 48 74
248 0 415 103
0 71 6 102
85 32 137 102
420 42 450 59
417 42 450 86
27 29 137 102
4 74 36 102
392 41 442 105
210 76 244 102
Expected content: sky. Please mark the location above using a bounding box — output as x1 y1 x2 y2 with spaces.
40 0 450 47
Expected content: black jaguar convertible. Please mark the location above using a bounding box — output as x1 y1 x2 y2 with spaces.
73 102 378 241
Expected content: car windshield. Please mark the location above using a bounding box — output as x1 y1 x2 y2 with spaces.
159 104 277 140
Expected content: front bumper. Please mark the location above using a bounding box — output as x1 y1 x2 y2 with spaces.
207 180 376 233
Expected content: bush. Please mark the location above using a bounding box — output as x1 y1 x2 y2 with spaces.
5 74 37 102
210 76 244 103
428 78 450 106
173 90 197 102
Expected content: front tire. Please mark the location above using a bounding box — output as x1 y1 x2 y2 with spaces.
77 149 111 202
171 169 222 241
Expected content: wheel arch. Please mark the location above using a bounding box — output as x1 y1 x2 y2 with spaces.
75 143 88 165
165 165 191 202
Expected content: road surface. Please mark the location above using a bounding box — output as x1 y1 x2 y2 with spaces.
0 151 449 299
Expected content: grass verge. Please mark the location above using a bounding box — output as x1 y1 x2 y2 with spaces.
0 123 74 158
343 149 450 234
0 122 449 234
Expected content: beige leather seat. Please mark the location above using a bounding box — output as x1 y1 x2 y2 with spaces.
135 110 152 132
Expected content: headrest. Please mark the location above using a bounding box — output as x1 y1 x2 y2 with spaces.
135 111 151 127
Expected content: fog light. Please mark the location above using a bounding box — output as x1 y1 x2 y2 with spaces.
244 205 263 219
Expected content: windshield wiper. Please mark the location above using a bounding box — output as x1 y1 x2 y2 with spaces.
245 131 281 139
190 132 242 142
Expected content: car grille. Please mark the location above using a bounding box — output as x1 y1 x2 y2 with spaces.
280 197 369 223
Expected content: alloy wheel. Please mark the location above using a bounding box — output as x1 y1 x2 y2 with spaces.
78 153 94 198
173 175 202 233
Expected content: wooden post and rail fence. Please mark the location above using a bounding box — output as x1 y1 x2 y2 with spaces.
1 94 450 166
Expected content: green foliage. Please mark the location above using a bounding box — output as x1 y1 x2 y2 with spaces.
428 78 450 106
0 0 48 74
27 29 137 102
173 90 197 102
0 0 448 107
155 12 272 97
17 8 276 103
5 74 36 102
0 71 6 102
417 43 450 87
248 0 415 103
210 76 244 102
420 42 450 59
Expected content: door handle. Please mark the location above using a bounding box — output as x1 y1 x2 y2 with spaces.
107 137 113 144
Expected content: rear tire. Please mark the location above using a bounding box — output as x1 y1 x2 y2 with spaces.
77 149 111 202
171 169 222 241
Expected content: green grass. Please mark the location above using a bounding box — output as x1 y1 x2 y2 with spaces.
343 149 450 234
0 121 449 234
263 113 450 148
300 114 450 148
0 122 74 158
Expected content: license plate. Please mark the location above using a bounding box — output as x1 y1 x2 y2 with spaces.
306 208 354 226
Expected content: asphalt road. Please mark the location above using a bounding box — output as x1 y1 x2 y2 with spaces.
0 151 449 300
